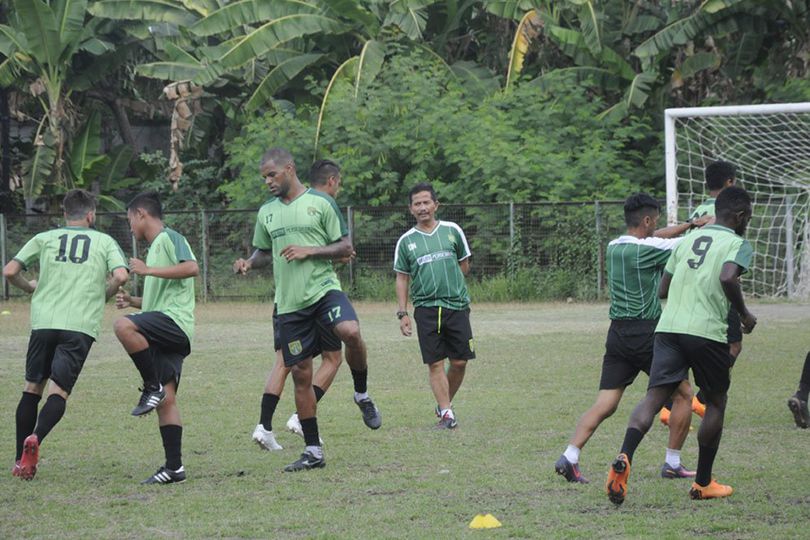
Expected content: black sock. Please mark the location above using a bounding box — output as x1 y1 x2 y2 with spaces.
260 393 280 431
695 389 706 404
695 444 719 487
15 392 41 461
620 428 645 464
33 395 66 443
300 416 320 447
797 352 810 401
160 424 183 471
130 349 158 387
350 368 368 394
313 385 325 402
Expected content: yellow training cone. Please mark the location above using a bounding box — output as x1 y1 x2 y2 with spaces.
469 514 502 529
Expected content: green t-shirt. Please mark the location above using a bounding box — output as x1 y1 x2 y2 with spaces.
13 226 128 339
252 189 347 315
689 198 716 220
141 228 196 342
656 225 753 343
607 235 681 320
394 221 471 310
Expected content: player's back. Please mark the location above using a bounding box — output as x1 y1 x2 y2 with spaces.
17 226 127 338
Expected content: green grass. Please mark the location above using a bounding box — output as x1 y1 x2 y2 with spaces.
1 301 809 538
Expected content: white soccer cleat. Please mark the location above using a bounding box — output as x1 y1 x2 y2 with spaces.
285 413 324 444
252 424 283 451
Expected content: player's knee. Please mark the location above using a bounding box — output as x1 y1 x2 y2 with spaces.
449 359 466 371
113 317 134 338
337 322 363 347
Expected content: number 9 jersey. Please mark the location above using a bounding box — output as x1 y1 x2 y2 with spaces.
655 224 753 343
12 226 128 339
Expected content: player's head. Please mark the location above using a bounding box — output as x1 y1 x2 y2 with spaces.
310 159 342 198
715 186 752 235
62 189 97 226
408 183 439 225
260 147 297 198
623 192 660 236
126 191 163 241
705 161 736 192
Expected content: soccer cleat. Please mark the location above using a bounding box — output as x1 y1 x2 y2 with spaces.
252 424 283 451
689 479 733 500
283 451 325 472
436 412 458 430
787 395 810 429
142 466 186 485
355 397 382 430
11 460 22 478
131 384 166 416
285 413 324 444
691 396 706 418
659 407 670 426
555 455 589 484
661 463 697 479
606 453 631 505
19 434 39 480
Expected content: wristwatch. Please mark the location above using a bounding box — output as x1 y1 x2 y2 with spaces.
396 311 409 319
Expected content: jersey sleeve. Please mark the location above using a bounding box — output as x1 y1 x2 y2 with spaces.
393 235 411 274
640 237 681 267
321 197 347 243
13 235 43 270
105 236 129 272
170 233 196 262
454 225 471 261
728 239 753 272
252 208 273 251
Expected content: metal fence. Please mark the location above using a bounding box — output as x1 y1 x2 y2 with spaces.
1 202 631 301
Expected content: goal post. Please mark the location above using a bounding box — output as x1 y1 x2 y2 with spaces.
664 102 810 298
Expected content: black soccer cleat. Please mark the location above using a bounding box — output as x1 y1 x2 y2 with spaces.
132 384 166 416
355 397 382 430
283 451 326 472
555 455 589 484
787 395 810 429
142 466 186 485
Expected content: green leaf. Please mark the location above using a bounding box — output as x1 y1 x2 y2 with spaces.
547 25 594 66
97 145 135 191
79 38 114 55
623 15 663 35
314 55 357 156
0 25 24 56
190 0 321 37
136 61 222 85
321 0 379 33
245 52 322 110
383 6 428 40
484 0 537 20
13 0 60 68
530 66 624 92
89 0 199 27
450 60 499 96
677 51 721 81
70 110 103 183
354 39 385 98
578 1 601 55
22 128 56 201
0 57 20 87
218 14 348 68
55 0 88 56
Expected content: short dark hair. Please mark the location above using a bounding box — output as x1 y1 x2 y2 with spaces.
623 192 660 227
715 185 751 219
705 161 736 190
127 191 163 218
260 147 294 168
310 159 340 186
63 189 96 220
408 182 437 204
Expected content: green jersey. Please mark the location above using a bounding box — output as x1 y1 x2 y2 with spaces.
13 226 127 339
607 235 681 320
252 189 347 315
141 228 196 341
656 225 753 343
689 198 716 220
394 221 471 310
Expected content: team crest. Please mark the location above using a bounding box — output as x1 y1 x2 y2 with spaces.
468 338 475 353
408 243 417 251
307 206 318 216
288 340 302 355
448 233 455 242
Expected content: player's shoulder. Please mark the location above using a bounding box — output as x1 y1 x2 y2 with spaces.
159 227 189 245
438 220 466 235
396 227 418 245
307 188 341 211
608 235 679 251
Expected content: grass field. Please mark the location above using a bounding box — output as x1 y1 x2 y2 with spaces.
1 301 809 539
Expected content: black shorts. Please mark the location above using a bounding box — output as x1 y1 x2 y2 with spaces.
25 329 95 394
126 311 191 388
727 308 742 344
413 306 476 365
277 290 357 367
599 319 657 390
649 332 733 394
272 305 341 355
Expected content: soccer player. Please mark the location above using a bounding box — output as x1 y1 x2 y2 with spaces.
113 191 198 484
605 186 756 505
234 148 377 472
787 352 810 428
4 189 129 480
555 193 707 484
394 183 474 429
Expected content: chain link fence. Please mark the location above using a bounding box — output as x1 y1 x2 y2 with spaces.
1 202 630 301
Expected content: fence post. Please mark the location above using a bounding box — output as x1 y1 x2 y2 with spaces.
785 196 795 297
200 209 209 303
595 201 603 297
508 202 515 276
347 206 354 287
1 213 7 300
131 233 139 296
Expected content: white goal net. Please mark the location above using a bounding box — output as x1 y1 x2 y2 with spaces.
665 103 810 298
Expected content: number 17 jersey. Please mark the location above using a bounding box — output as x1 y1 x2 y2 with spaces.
656 225 752 343
13 226 128 339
